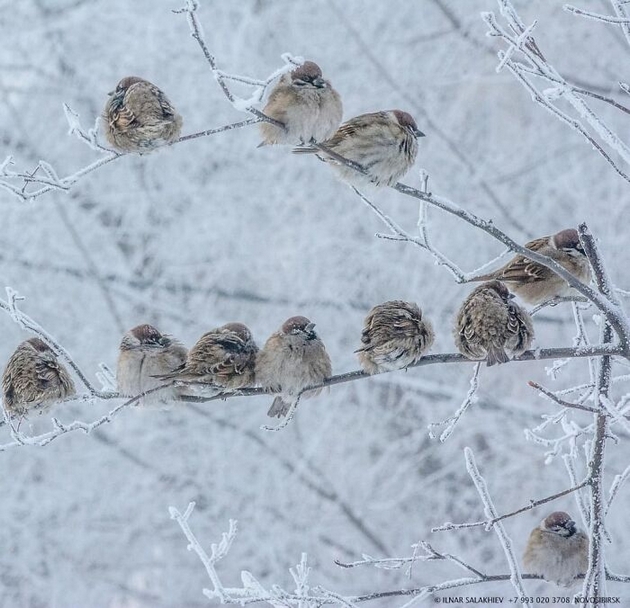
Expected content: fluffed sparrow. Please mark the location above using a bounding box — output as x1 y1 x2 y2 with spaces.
259 61 342 146
293 109 424 186
256 316 332 418
117 324 188 407
469 229 591 305
356 300 434 374
103 76 183 152
454 280 534 366
523 511 589 587
156 323 258 391
2 338 76 419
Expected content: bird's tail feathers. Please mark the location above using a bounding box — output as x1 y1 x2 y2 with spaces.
464 272 495 283
267 396 291 418
486 347 509 367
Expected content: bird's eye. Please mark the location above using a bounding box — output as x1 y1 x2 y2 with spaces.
293 79 308 86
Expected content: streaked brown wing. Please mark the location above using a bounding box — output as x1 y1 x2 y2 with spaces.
494 236 552 283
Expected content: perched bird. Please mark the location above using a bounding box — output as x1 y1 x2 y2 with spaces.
523 511 589 587
156 323 258 391
2 338 76 419
259 61 342 146
356 300 434 374
468 229 591 306
102 76 183 152
117 324 188 407
454 280 534 366
293 109 424 186
256 316 332 418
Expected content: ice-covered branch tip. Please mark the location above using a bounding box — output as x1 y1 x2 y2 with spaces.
465 448 530 607
2 0 300 205
0 287 114 398
0 103 261 202
432 479 590 533
0 382 176 451
169 502 237 603
178 343 624 407
174 0 292 124
343 178 630 349
428 362 480 442
169 504 630 606
484 0 630 183
353 185 466 282
336 541 485 578
169 504 363 606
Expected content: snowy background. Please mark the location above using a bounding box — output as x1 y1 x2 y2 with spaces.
1 0 629 606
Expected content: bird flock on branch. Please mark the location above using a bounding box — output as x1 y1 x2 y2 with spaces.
1 60 598 588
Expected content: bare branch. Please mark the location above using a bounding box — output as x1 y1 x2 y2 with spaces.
178 344 624 406
483 3 630 186
0 288 114 398
432 479 589 532
174 0 288 126
428 362 481 441
464 448 530 606
564 4 630 25
528 381 600 414
352 186 466 282
0 383 174 451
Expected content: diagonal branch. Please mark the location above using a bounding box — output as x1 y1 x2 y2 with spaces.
432 478 590 532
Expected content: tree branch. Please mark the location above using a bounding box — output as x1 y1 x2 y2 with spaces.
432 478 590 532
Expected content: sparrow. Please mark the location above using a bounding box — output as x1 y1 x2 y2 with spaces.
256 316 332 418
116 324 188 407
468 229 591 305
454 280 534 366
523 511 589 587
156 323 258 391
293 109 424 186
356 300 434 374
259 61 342 146
102 76 183 152
2 338 76 419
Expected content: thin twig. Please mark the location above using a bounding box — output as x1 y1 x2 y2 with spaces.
432 478 589 532
177 344 623 405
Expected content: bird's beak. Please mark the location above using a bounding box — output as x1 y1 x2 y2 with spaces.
414 128 426 138
313 77 326 88
508 293 516 300
305 322 316 333
107 90 114 96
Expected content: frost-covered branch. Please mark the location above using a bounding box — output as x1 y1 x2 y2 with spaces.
528 381 600 414
581 301 615 600
464 448 530 606
432 478 590 533
483 1 630 184
336 541 485 579
178 344 623 408
428 362 481 442
324 164 630 348
169 503 367 606
565 1 630 47
174 0 292 123
169 502 627 606
172 502 630 606
352 185 466 282
0 104 262 202
0 287 115 398
0 383 172 450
